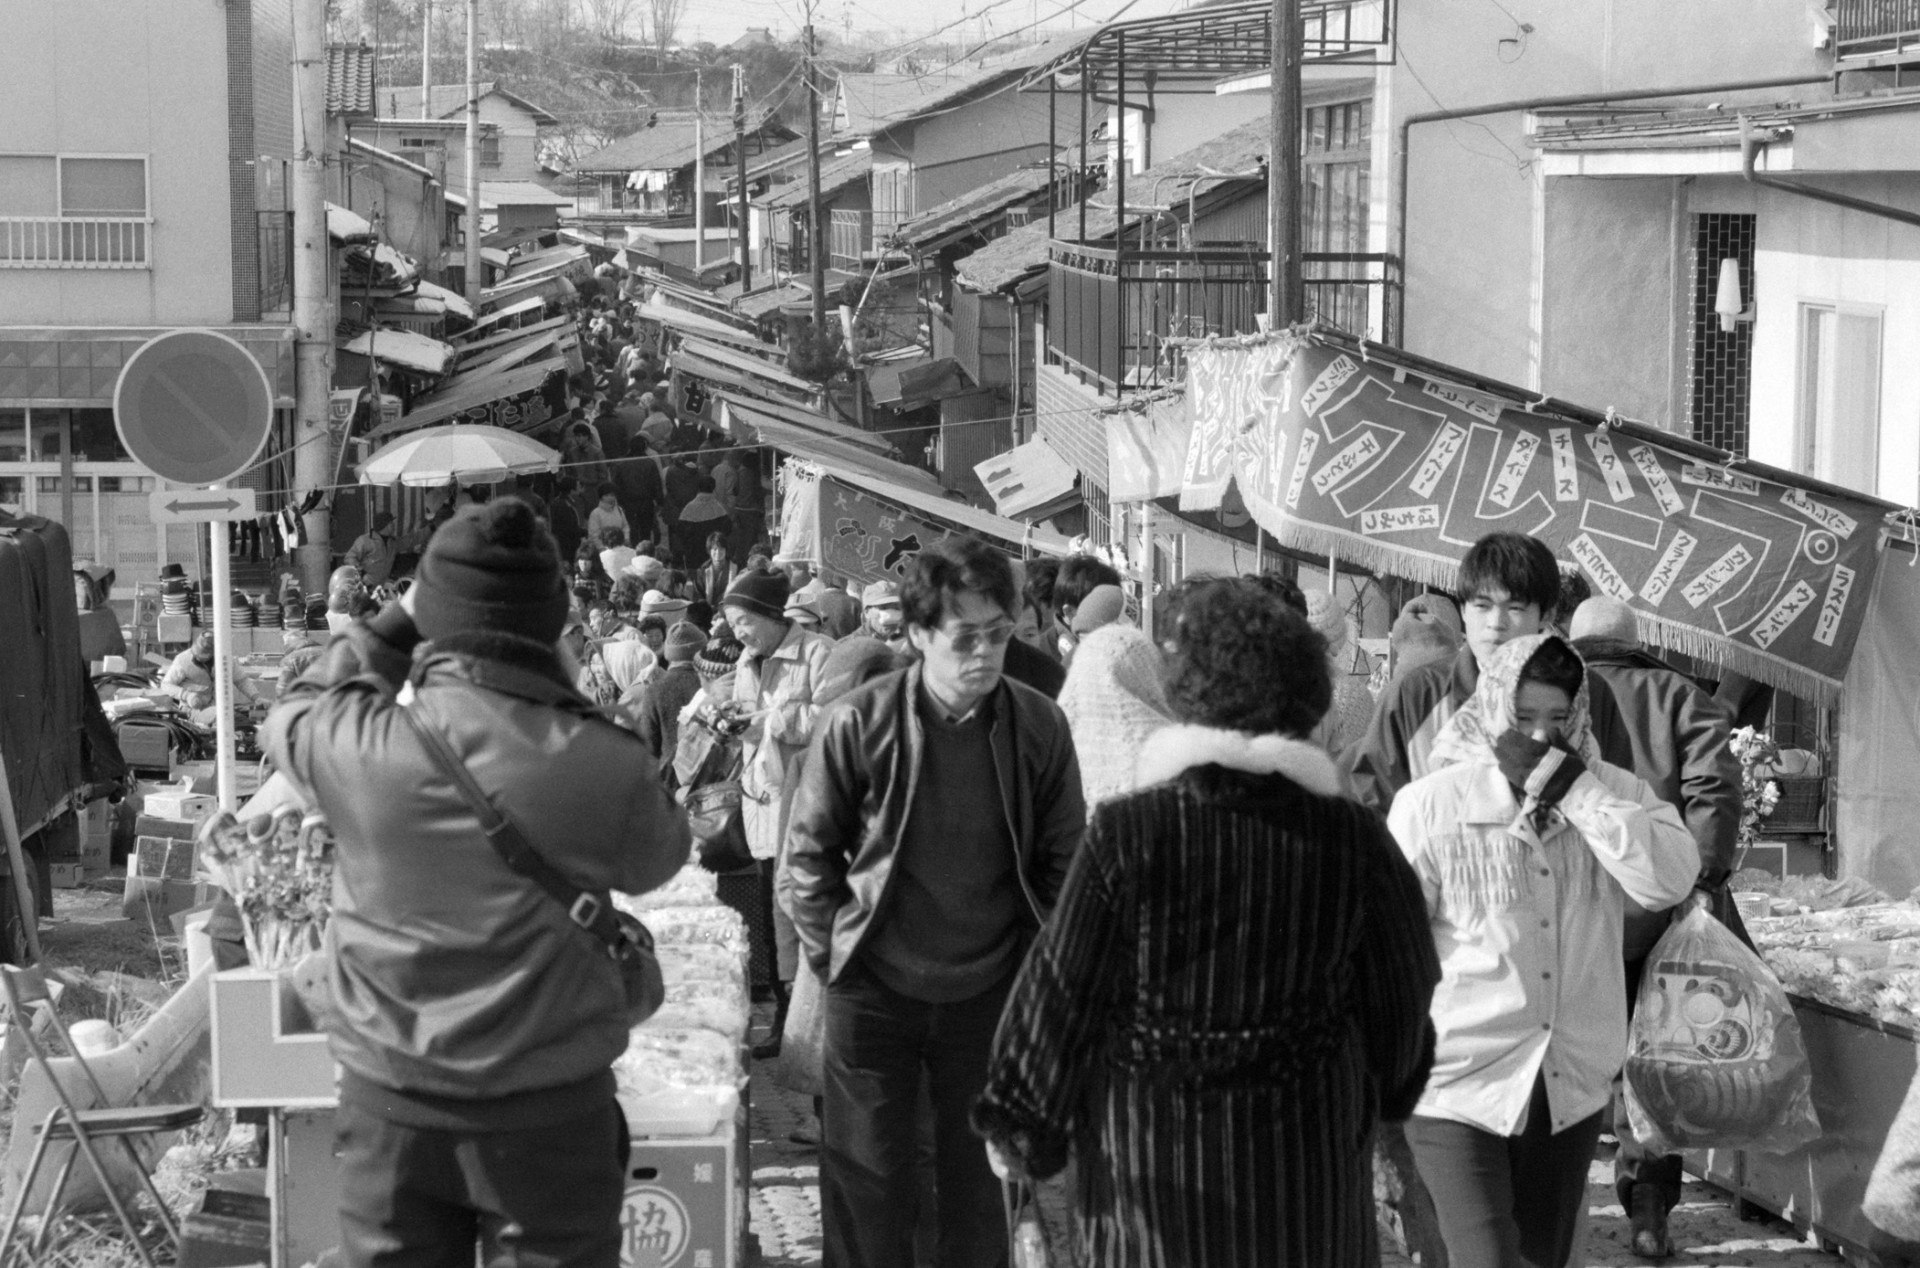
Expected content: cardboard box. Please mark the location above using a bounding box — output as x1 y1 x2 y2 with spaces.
117 721 176 773
135 812 199 842
80 800 113 872
620 1131 741 1268
123 877 215 926
176 1186 271 1268
135 834 197 881
144 788 216 822
49 863 84 890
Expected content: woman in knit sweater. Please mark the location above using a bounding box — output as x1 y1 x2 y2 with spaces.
974 577 1441 1268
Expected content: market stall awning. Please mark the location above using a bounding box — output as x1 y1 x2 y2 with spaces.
369 355 568 439
414 278 475 321
677 336 820 397
340 328 456 375
733 282 813 320
717 391 899 463
465 295 548 337
463 330 565 377
451 314 570 356
1182 329 1902 703
636 300 765 349
974 436 1079 519
325 202 375 241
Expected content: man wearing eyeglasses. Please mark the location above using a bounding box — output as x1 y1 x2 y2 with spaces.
785 537 1086 1268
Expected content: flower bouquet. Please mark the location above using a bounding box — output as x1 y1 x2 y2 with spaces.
197 807 336 969
1729 726 1782 861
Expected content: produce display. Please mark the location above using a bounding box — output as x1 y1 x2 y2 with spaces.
1736 870 1920 1031
613 869 752 1128
198 807 336 969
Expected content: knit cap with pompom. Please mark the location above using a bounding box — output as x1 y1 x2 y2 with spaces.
411 498 569 644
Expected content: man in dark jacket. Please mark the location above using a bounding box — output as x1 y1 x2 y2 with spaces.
785 537 1085 1268
1570 594 1742 1259
263 499 690 1268
631 619 706 783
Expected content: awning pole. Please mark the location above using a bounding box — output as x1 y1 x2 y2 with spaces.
1140 498 1155 635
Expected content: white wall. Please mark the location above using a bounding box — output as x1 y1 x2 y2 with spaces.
1692 174 1920 506
0 0 235 326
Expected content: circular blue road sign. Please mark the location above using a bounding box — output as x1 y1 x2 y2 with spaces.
113 329 275 486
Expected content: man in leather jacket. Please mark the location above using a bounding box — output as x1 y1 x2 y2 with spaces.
785 538 1085 1268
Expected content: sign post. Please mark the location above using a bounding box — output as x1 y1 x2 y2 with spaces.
115 330 276 811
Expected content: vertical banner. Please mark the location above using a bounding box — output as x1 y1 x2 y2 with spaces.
1183 335 1888 701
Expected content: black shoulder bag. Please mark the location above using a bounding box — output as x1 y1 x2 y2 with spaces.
403 702 665 1027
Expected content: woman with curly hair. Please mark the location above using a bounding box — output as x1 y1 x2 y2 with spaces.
974 576 1442 1267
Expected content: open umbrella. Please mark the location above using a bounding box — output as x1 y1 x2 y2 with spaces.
358 424 559 488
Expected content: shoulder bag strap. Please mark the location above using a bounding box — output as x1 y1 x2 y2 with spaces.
400 700 627 952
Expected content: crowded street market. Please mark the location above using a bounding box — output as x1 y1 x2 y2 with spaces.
11 1 1920 1266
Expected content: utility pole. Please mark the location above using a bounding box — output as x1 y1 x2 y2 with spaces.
734 64 751 290
1267 0 1302 324
464 0 481 304
291 0 334 593
805 18 827 333
695 68 706 274
420 0 432 118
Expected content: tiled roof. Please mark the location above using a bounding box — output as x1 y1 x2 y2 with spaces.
575 114 790 175
380 82 563 126
896 152 1087 249
760 149 872 210
325 44 376 117
831 37 1085 137
953 116 1270 292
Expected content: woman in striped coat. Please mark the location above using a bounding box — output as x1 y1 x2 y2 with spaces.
974 577 1441 1267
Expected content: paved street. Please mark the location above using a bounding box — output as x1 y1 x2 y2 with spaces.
744 1077 1851 1268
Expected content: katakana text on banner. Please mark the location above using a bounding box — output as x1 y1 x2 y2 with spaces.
1182 335 1888 701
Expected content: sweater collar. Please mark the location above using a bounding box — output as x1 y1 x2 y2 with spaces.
1134 724 1345 797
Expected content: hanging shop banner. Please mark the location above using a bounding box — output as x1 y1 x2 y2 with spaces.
1106 393 1191 503
780 466 964 590
1182 334 1889 702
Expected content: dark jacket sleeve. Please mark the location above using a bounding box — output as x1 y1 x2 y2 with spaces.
783 704 869 976
1342 667 1438 817
1676 685 1742 883
973 802 1126 1179
1029 704 1086 912
1350 809 1443 1121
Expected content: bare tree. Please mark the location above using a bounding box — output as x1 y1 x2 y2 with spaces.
577 0 637 40
642 0 688 62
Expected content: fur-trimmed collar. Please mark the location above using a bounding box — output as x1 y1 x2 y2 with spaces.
1134 725 1345 797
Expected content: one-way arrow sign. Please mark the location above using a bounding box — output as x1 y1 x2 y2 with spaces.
149 487 257 525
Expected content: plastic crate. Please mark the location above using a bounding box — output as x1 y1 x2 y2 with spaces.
1762 775 1825 831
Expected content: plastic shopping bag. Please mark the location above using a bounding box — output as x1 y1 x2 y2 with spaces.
1623 908 1820 1154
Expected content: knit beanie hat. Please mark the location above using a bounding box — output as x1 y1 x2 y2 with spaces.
412 499 570 644
663 620 706 663
1304 589 1351 658
722 569 790 622
695 635 744 681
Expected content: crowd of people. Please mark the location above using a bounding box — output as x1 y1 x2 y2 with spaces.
264 477 1757 1268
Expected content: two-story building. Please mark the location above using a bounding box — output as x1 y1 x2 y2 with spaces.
0 0 301 592
368 82 561 188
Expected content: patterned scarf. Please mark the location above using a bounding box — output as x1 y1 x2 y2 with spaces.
1427 633 1599 832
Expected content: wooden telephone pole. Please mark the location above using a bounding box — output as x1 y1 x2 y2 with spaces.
1268 0 1302 325
735 64 751 289
805 17 828 333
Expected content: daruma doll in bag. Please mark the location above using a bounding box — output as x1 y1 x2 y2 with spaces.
1623 909 1820 1154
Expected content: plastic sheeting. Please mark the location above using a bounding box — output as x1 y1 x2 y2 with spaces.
0 512 85 837
1836 541 1920 899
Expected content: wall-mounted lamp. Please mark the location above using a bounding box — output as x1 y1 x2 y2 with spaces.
1715 258 1754 332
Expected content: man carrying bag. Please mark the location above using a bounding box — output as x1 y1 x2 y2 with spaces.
263 498 691 1268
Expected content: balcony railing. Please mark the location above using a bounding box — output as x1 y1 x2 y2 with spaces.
0 216 151 269
258 210 293 312
1835 0 1920 58
1045 241 1399 393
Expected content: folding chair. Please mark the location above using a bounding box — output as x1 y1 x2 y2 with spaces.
0 966 203 1268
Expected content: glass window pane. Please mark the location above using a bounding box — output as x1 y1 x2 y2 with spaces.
1831 312 1882 492
29 409 66 461
0 157 57 217
60 158 146 215
0 410 26 463
0 476 22 510
70 408 130 462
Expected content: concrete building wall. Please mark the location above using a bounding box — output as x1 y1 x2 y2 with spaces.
1388 0 1827 389
1690 173 1920 506
1539 175 1684 426
0 0 236 325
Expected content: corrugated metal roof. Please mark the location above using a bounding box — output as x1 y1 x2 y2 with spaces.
760 149 872 210
953 115 1270 292
576 114 791 174
831 39 1084 137
1531 93 1920 150
733 282 814 319
897 163 1054 249
326 45 377 117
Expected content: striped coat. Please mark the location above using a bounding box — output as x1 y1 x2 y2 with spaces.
974 727 1441 1268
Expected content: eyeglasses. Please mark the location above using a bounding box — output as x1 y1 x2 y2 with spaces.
943 620 1016 654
